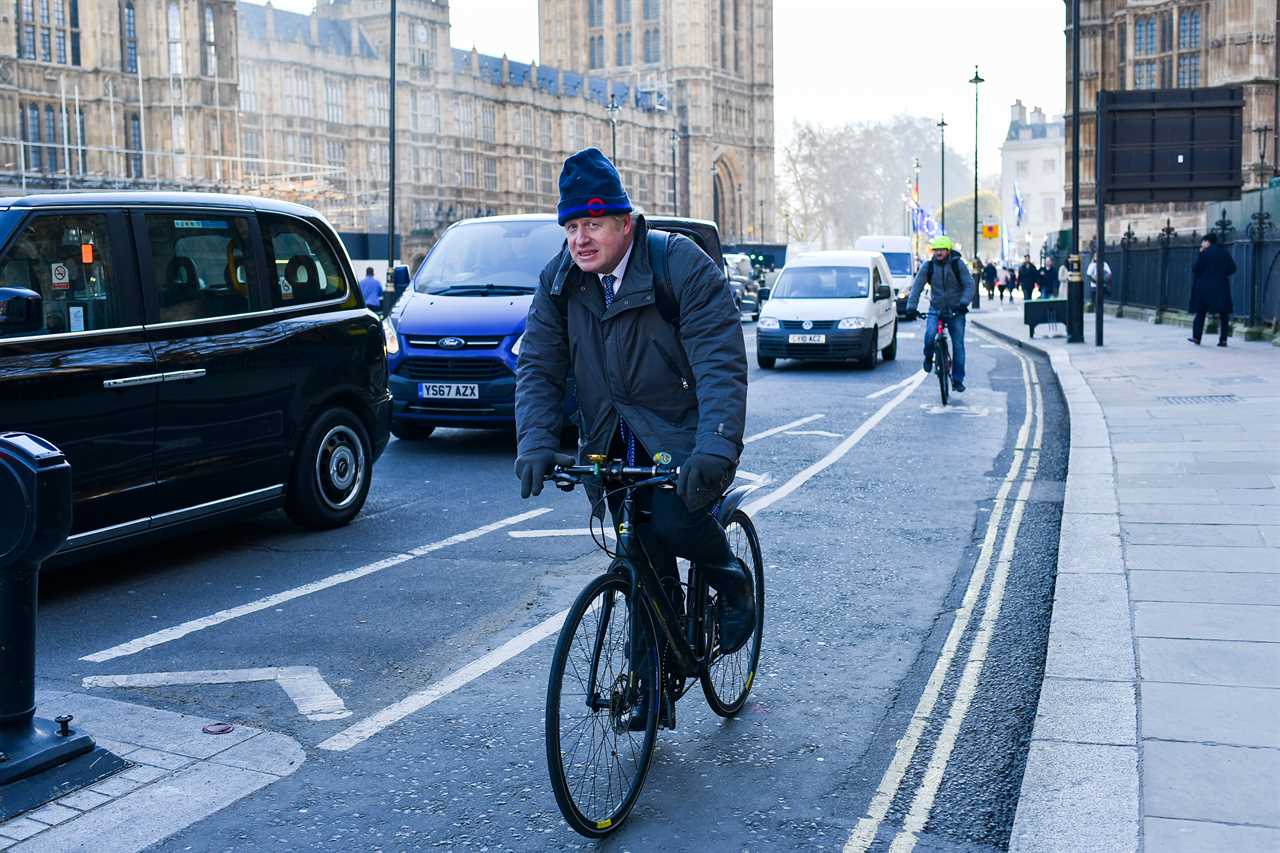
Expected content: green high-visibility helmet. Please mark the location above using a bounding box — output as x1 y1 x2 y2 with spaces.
929 235 954 251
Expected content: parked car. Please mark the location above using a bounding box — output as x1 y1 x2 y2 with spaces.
0 192 393 563
726 273 760 321
386 214 724 438
755 250 898 369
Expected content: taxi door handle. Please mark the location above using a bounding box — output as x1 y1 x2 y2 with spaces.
103 373 166 389
162 369 207 382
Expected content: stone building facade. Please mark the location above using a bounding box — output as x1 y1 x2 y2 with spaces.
1 0 776 262
539 0 776 244
1065 0 1278 241
1000 100 1066 260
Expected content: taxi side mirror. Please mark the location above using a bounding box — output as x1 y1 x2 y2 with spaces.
0 287 44 336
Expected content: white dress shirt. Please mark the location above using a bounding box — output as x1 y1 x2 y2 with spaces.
598 243 633 297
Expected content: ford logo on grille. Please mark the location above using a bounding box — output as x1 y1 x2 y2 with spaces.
439 337 465 349
802 320 813 330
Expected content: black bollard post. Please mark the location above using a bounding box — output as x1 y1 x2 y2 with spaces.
0 433 126 820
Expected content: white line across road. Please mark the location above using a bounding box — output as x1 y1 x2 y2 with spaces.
325 374 927 752
81 508 553 664
865 374 920 400
318 607 572 752
508 527 615 540
844 334 1040 853
84 666 352 721
742 413 825 444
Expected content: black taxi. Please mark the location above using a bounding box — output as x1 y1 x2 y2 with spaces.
0 192 392 562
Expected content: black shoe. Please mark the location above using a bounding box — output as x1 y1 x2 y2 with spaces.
627 688 674 731
922 358 933 374
1218 340 1228 347
712 558 757 655
952 380 966 393
1187 337 1200 345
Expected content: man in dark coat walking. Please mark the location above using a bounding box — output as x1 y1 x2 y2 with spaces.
1038 255 1060 299
981 259 998 301
1018 254 1039 301
1188 232 1236 346
514 147 756 663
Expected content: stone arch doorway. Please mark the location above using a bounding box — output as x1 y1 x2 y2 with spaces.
711 156 741 242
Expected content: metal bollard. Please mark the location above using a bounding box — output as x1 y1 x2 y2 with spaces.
0 433 124 819
1066 254 1084 343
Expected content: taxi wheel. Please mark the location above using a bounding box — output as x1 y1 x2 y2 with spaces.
882 323 898 361
287 407 373 530
391 422 435 441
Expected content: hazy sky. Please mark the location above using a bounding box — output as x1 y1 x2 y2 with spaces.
257 0 1066 176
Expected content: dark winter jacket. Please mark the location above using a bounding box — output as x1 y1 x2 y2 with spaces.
1189 242 1236 315
982 263 998 286
515 215 747 509
1018 262 1039 292
906 252 976 313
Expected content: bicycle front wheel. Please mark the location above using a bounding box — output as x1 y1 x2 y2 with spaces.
545 573 660 838
936 338 951 406
701 510 765 716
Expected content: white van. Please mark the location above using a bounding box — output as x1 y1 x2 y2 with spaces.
755 250 898 369
854 235 916 308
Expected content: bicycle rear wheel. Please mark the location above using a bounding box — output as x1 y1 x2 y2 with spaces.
545 573 660 838
701 510 765 716
936 338 951 406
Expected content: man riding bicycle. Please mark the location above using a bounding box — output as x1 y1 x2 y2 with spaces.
905 235 976 393
513 148 756 668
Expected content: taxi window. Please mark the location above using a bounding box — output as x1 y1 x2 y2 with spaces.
0 212 129 338
145 214 257 323
260 215 348 307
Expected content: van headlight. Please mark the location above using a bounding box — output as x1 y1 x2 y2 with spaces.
838 317 867 329
757 317 780 330
511 332 524 356
382 317 400 356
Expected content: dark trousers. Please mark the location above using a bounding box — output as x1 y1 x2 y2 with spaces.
608 486 733 589
1192 311 1230 344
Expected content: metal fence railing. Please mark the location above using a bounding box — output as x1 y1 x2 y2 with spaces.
1073 232 1279 325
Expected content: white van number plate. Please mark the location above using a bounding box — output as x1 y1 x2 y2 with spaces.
788 334 826 344
419 383 479 400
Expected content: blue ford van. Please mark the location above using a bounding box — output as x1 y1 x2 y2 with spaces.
385 214 723 439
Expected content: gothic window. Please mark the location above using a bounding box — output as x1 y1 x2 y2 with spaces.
588 0 603 28
128 113 143 177
615 0 630 23
240 64 258 112
167 1 183 75
643 0 660 20
540 162 554 195
1134 60 1157 90
1179 9 1200 50
1133 16 1155 56
203 5 217 77
45 105 57 173
483 157 497 191
23 104 41 171
1177 53 1200 88
122 2 138 72
481 103 496 143
18 0 36 59
326 78 344 124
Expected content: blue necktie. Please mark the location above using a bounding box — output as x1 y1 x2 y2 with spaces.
600 274 636 465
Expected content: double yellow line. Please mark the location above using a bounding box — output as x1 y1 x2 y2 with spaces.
845 334 1045 853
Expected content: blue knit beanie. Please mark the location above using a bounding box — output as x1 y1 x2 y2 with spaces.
557 148 632 226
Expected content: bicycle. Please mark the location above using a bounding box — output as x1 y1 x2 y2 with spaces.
542 456 765 838
932 309 953 406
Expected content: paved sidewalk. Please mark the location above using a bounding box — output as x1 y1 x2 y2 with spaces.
0 690 303 852
972 306 1280 853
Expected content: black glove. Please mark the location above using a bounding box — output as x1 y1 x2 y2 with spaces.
958 305 969 314
677 453 734 510
515 450 575 499
904 308 920 321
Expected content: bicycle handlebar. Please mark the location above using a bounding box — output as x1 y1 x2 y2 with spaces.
548 459 679 492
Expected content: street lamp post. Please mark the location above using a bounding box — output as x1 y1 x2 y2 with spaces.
736 184 744 242
1247 125 1274 333
913 157 921 260
669 128 679 216
969 65 984 309
937 116 948 232
759 199 764 242
1067 0 1084 343
387 0 397 279
606 93 621 162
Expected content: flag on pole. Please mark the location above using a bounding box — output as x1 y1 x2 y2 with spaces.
1013 180 1026 228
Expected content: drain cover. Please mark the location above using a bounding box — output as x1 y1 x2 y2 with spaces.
202 722 235 735
1158 394 1240 405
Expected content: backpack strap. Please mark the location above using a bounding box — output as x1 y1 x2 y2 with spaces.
646 229 678 330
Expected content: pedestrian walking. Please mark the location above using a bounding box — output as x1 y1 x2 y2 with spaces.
1188 232 1236 347
1018 254 1038 302
998 265 1014 303
359 266 384 315
1086 257 1112 304
1038 255 1059 299
982 258 998 301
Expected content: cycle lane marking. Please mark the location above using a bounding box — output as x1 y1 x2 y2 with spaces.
743 413 826 444
844 335 1039 852
865 374 920 400
886 362 1045 853
319 373 927 752
80 508 554 664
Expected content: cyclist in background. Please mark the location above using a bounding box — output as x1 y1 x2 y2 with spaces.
904 235 976 393
513 148 756 656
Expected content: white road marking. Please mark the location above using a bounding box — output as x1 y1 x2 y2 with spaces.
508 527 615 540
887 367 1044 853
83 666 352 721
318 607 572 752
734 469 768 483
784 430 843 438
920 403 992 417
845 338 1038 853
81 508 553 664
744 372 927 517
898 332 918 339
743 413 825 444
330 380 923 751
866 375 920 400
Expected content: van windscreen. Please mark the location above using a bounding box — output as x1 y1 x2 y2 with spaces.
771 266 869 299
882 252 913 277
413 220 566 295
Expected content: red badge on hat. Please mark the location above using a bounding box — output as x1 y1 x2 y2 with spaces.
587 198 606 217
